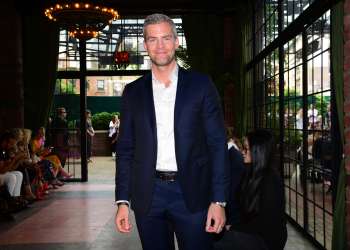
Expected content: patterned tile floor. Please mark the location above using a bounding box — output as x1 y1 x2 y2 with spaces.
0 157 319 250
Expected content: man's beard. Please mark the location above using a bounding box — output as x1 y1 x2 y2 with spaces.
150 52 176 67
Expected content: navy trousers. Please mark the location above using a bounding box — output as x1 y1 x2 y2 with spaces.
134 179 213 250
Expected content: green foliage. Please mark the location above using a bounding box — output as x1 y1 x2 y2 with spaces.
284 89 302 114
313 94 330 118
68 120 77 129
284 88 301 98
55 79 77 94
91 112 120 130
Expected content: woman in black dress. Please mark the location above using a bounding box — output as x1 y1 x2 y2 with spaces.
215 129 287 250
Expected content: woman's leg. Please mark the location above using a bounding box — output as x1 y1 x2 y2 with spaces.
11 171 23 197
87 135 92 160
59 166 72 179
17 168 35 199
3 172 18 196
39 160 55 181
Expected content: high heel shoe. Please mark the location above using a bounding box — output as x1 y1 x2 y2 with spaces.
24 185 36 201
42 182 49 191
25 193 36 203
48 184 58 190
61 174 73 181
51 179 64 186
35 187 44 200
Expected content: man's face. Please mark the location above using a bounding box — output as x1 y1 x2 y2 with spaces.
144 22 179 67
5 138 17 150
60 109 67 119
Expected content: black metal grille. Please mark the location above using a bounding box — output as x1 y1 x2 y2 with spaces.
247 1 334 249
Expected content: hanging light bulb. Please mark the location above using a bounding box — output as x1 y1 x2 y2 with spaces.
44 1 119 40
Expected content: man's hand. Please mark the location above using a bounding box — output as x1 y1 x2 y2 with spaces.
115 204 132 233
205 203 226 234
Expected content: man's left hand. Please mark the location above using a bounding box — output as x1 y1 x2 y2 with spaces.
205 203 226 234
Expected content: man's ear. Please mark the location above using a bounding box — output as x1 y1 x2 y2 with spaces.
143 40 148 51
175 37 179 49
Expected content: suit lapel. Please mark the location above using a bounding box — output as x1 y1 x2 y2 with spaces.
143 73 157 137
174 68 187 128
143 67 187 137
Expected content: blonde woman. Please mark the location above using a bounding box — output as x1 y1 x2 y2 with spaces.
31 127 72 180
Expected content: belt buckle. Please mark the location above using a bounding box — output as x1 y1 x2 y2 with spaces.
166 175 176 182
157 171 176 182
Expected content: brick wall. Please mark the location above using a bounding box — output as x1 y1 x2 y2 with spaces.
91 130 111 156
344 0 350 248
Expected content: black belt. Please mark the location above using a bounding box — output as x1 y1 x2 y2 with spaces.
155 171 177 181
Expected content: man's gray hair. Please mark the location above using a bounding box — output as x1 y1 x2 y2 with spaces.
143 13 178 39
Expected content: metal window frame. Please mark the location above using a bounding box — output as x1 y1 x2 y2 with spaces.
248 0 340 249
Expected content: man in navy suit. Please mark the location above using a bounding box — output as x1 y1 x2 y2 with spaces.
115 13 229 250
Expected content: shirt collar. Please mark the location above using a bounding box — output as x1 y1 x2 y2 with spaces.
152 64 179 88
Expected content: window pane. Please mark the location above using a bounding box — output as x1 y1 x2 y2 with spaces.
86 76 141 96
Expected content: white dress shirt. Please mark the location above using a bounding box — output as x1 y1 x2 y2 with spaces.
109 121 117 137
115 65 179 206
227 139 240 151
152 65 179 172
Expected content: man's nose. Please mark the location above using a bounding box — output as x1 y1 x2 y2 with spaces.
156 39 165 48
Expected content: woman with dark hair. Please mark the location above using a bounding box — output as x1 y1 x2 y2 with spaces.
215 129 287 250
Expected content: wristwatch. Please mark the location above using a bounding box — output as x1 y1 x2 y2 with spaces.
213 201 226 208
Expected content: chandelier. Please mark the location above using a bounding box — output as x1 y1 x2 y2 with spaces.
44 2 119 40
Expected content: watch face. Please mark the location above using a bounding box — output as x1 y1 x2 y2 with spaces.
215 202 226 208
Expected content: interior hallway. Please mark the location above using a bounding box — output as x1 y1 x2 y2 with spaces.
0 157 318 250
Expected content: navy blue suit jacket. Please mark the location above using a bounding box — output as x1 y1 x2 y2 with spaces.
115 67 229 216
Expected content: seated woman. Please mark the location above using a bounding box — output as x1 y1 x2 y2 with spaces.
0 162 24 198
31 127 71 180
18 128 55 199
0 131 25 199
12 128 38 201
215 129 287 250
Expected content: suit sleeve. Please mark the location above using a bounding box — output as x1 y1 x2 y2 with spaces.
115 85 134 202
226 148 245 225
202 77 230 202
